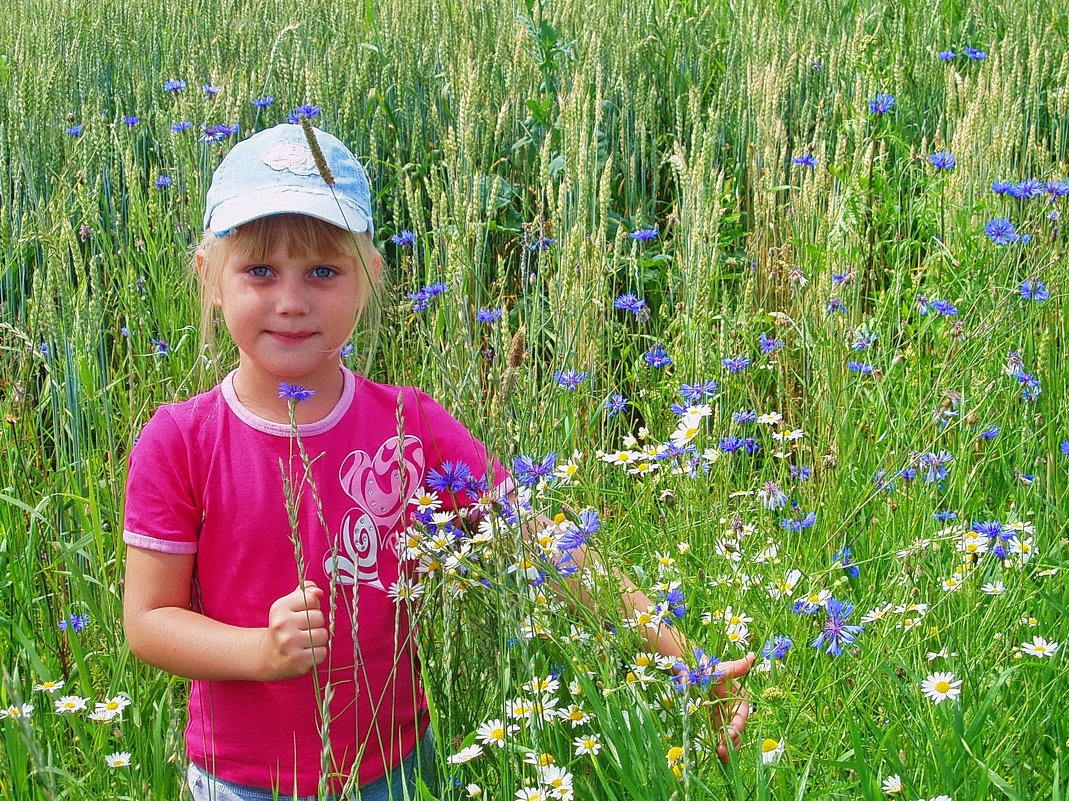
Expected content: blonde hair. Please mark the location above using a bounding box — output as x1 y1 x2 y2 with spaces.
193 213 387 376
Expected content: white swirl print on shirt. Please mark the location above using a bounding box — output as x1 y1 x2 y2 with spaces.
324 434 425 591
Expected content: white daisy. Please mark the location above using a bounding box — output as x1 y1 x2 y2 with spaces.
447 745 484 764
53 695 88 714
881 774 903 794
573 734 602 756
1020 636 1059 658
760 738 784 763
921 672 962 704
104 751 133 768
476 718 517 748
33 679 65 694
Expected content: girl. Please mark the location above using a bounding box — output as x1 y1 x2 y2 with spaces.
123 122 753 801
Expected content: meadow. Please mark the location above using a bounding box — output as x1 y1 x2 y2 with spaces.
1 0 1068 798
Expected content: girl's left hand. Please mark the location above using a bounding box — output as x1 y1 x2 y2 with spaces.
710 652 755 763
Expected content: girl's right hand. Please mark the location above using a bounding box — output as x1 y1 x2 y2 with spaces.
261 580 328 680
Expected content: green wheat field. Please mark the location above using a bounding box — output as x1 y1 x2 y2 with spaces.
2 0 1068 798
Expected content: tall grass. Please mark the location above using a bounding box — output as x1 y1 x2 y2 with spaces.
1 0 1067 798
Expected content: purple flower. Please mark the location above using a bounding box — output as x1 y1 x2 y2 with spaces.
832 272 852 285
762 636 793 660
122 115 139 126
868 92 895 115
65 124 83 136
203 84 222 97
937 50 956 60
476 307 503 322
1046 181 1069 198
155 175 172 189
644 345 672 368
921 450 954 483
827 297 847 313
559 509 599 550
1019 279 1050 301
340 343 355 359
789 464 811 482
529 237 555 251
513 453 557 486
427 460 473 494
811 598 864 656
985 217 1020 245
287 103 321 123
963 46 987 60
629 227 658 241
680 381 718 402
847 361 874 374
978 425 999 440
164 79 187 92
1060 441 1069 456
278 383 315 402
672 649 723 690
391 230 416 247
732 409 756 423
170 121 193 132
792 154 817 167
198 123 240 143
613 293 648 314
722 355 750 373
554 369 588 390
605 394 630 417
718 436 745 453
929 150 956 170
58 614 90 633
252 96 275 107
149 338 169 356
832 546 860 578
780 511 817 531
991 180 1013 194
759 333 785 353
931 299 958 316
934 510 958 521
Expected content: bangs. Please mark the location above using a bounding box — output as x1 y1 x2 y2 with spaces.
226 214 362 263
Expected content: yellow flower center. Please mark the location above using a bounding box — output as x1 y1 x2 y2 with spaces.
935 681 951 693
762 738 780 753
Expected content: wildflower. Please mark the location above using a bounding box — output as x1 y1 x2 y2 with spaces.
476 307 503 322
33 679 64 693
391 230 416 246
198 123 240 143
1020 637 1059 657
762 635 793 660
761 738 784 763
427 461 473 494
340 343 355 359
868 92 895 114
732 409 756 423
614 293 648 314
780 511 817 531
164 79 187 92
1019 279 1050 301
847 361 874 374
792 154 817 167
644 345 672 368
65 124 83 136
934 510 957 521
756 412 782 425
929 150 956 170
832 546 860 578
573 734 602 756
769 569 802 599
94 695 131 721
287 103 321 123
827 297 847 314
985 218 1020 245
604 394 629 417
1010 178 1045 199
1061 441 1069 456
0 704 34 721
122 115 139 126
991 180 1013 194
811 598 864 656
882 774 904 794
921 672 962 704
759 333 785 353
252 96 275 107
53 695 88 713
58 614 90 632
170 121 193 132
978 425 999 440
937 50 955 60
722 355 750 373
920 450 954 483
447 745 483 765
154 175 173 189
553 369 588 390
963 45 987 59
630 227 658 241
105 752 133 768
476 718 516 748
931 299 958 316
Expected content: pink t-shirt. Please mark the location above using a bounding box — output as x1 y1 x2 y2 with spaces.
123 367 511 795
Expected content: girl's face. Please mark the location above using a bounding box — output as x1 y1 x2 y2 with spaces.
211 238 368 393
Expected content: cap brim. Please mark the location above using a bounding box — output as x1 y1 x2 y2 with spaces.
206 187 371 236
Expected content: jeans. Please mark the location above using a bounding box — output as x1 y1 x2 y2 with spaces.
187 728 436 801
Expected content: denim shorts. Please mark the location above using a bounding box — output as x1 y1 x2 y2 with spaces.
186 727 436 801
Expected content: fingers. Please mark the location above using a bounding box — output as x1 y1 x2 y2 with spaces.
718 652 756 680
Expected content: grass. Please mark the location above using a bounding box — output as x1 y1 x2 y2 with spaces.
1 0 1068 798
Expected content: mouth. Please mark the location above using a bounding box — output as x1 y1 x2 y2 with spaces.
268 331 316 343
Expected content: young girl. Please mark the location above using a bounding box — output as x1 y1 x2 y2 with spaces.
123 122 753 801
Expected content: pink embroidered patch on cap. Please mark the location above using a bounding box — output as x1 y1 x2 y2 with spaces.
262 142 318 175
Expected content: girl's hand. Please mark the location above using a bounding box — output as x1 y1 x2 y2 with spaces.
711 652 755 763
261 581 328 680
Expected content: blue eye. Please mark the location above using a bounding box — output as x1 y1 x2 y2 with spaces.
249 265 271 277
312 266 336 279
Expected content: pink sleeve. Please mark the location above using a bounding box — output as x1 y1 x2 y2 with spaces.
122 408 202 554
407 388 513 511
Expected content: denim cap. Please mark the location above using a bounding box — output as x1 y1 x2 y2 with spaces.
203 123 373 237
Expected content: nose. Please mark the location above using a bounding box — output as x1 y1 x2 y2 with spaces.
274 276 310 316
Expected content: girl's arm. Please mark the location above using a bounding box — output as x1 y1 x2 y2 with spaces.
123 546 327 682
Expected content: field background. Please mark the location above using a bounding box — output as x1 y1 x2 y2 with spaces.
1 0 1068 798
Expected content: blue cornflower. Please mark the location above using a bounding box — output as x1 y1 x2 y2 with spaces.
425 282 450 296
931 299 958 316
476 307 503 322
811 598 864 656
120 326 131 337
629 227 658 241
722 355 751 373
1046 181 1069 198
1019 279 1050 301
743 437 760 454
789 464 811 482
921 450 954 483
680 380 718 402
933 510 958 521
762 636 793 660
991 180 1013 194
203 84 222 97
513 453 556 486
1060 441 1069 456
644 345 672 368
287 103 321 123
780 511 817 531
170 121 193 132
759 332 785 353
832 546 860 578
929 150 956 170
391 230 416 247
847 361 874 374
462 473 489 500
613 293 648 314
340 343 355 359
252 96 275 107
427 461 473 494
278 383 315 402
868 92 895 115
529 236 555 251
978 425 999 440
718 436 746 453
149 338 169 356
199 123 240 143
987 217 1021 244
851 331 877 349
155 175 172 189
832 272 852 285
792 154 817 167
732 409 757 423
164 79 187 92
1010 179 1044 199
672 649 723 690
122 115 139 126
604 394 629 417
558 509 599 550
554 369 588 390
406 289 430 311
937 50 956 60
971 520 1004 539
963 46 987 60
665 588 686 618
65 124 83 136
827 297 847 313
57 614 90 633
